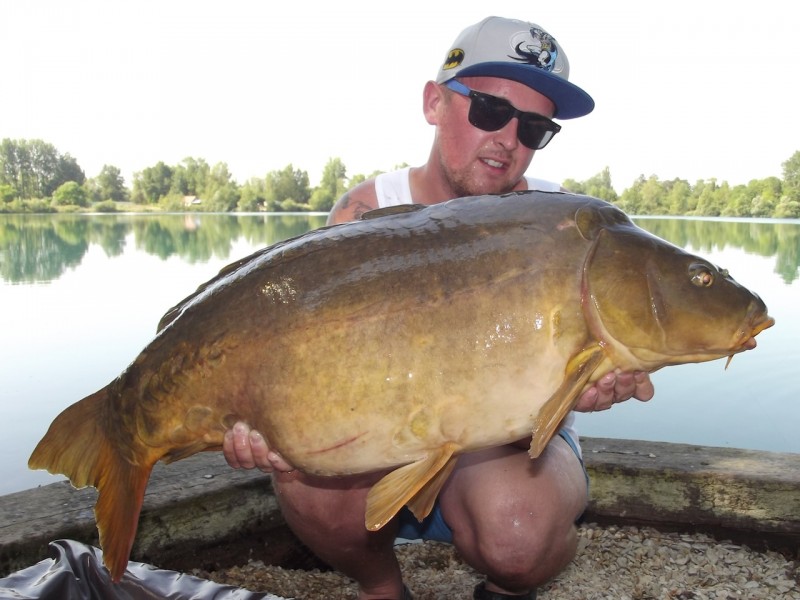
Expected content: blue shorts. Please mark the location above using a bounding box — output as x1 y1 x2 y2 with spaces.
394 429 587 544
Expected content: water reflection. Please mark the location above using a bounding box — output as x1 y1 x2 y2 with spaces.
0 213 329 284
635 218 800 284
1 213 798 285
2 212 797 495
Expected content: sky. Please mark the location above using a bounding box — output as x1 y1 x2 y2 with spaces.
1 1 798 193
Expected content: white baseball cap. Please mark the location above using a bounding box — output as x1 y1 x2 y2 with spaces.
436 17 595 119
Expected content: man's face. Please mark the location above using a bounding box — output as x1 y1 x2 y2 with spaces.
429 76 557 198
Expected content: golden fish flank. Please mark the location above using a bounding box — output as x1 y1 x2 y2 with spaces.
481 318 516 349
28 191 773 582
412 332 436 349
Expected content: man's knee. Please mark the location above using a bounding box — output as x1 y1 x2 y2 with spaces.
448 472 582 589
474 514 579 589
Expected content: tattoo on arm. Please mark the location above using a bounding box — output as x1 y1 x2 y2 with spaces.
351 201 374 220
329 192 375 224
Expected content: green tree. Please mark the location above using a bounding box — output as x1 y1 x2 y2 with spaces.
264 164 310 211
345 169 385 192
753 177 783 207
0 138 84 199
695 180 732 217
132 161 173 204
309 157 347 212
637 175 666 215
0 139 20 196
171 157 210 197
782 151 800 202
665 179 692 215
52 153 85 195
0 183 15 203
774 196 800 218
617 175 646 214
750 194 776 217
745 177 781 217
238 177 267 211
347 173 368 189
580 167 619 202
203 162 239 211
15 139 55 198
94 165 128 202
52 181 89 206
723 184 751 217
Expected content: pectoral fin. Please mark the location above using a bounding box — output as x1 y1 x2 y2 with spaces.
365 442 460 531
529 345 606 458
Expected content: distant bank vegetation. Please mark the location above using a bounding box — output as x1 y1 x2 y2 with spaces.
2 138 799 218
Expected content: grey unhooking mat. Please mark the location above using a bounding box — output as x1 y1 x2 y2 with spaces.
0 539 284 600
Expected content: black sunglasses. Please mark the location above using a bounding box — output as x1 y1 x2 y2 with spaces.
445 80 561 150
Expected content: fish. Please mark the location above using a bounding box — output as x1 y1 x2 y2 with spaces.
29 191 774 581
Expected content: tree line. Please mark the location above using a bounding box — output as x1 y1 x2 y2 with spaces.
2 138 799 218
564 164 800 219
3 212 797 285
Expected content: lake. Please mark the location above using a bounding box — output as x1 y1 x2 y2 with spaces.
1 211 798 496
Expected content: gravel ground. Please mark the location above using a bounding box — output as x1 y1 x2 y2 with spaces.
196 523 800 599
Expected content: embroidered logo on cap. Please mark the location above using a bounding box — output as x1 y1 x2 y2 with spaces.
508 27 558 72
442 48 465 71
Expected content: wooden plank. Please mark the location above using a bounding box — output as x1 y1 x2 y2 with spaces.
2 438 798 577
0 453 281 577
582 437 800 552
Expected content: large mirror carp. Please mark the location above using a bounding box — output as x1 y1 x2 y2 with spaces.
29 191 774 581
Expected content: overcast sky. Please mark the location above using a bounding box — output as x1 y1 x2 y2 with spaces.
2 1 797 192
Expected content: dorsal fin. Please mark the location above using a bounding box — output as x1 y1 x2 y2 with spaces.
361 204 426 220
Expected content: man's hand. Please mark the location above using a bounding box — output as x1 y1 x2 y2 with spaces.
574 370 654 412
222 421 294 473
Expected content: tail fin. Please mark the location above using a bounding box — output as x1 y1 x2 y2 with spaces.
28 387 153 582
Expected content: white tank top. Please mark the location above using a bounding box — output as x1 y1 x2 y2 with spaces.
374 167 562 208
372 167 580 453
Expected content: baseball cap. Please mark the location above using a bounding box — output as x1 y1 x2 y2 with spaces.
435 17 595 119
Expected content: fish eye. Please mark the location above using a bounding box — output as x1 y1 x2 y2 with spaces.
689 263 715 287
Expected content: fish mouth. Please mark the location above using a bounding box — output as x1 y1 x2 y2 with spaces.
628 302 775 370
724 306 774 366
736 304 775 350
751 314 776 336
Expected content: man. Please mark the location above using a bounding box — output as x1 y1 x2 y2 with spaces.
224 17 654 599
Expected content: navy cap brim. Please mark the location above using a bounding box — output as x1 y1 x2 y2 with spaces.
455 62 595 119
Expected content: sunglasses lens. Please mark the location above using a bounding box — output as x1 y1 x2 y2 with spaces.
467 94 514 132
457 85 561 150
518 117 556 150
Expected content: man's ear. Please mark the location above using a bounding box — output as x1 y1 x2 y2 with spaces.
422 80 445 125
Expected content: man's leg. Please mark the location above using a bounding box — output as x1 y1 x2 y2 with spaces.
273 469 405 600
439 436 588 596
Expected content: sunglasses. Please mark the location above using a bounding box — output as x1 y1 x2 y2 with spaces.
444 80 561 150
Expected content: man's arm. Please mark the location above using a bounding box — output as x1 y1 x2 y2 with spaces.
326 181 380 224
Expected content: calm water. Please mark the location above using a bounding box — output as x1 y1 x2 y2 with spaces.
1 212 797 495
